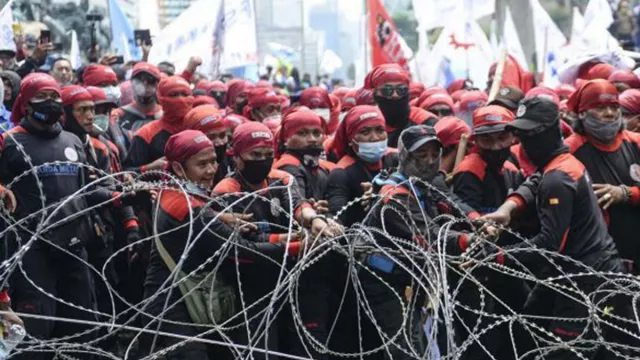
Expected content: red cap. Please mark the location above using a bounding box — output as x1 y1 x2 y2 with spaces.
208 80 227 93
472 105 514 135
619 89 640 114
458 90 488 112
364 64 410 89
586 63 615 80
61 85 93 107
330 105 385 159
409 82 425 100
193 95 218 108
83 64 118 86
434 116 470 148
300 87 331 108
608 70 640 89
419 93 454 111
416 86 448 108
184 105 226 133
232 121 274 156
85 86 108 104
222 113 248 130
555 84 576 99
355 88 375 105
567 79 619 113
342 89 357 111
164 130 214 164
11 73 61 124
525 86 560 106
132 62 161 80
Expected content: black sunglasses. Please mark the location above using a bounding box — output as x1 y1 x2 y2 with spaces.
377 84 409 98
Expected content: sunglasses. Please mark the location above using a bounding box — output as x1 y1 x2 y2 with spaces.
377 84 409 98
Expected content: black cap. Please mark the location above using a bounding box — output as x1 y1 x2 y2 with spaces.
399 125 440 152
489 86 524 111
507 97 559 132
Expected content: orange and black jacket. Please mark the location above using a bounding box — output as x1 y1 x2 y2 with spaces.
453 153 523 217
274 152 336 200
506 152 624 274
213 169 312 243
124 120 174 173
368 171 475 255
326 150 398 226
0 122 118 248
145 189 300 291
510 144 537 178
565 131 640 265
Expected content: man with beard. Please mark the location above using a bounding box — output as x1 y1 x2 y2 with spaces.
225 79 255 115
112 62 163 133
50 58 73 86
183 105 232 185
274 106 335 204
480 97 628 360
565 79 640 273
364 64 436 147
213 121 339 359
125 76 193 174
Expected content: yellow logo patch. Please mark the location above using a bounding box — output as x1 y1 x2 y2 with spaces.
549 198 559 205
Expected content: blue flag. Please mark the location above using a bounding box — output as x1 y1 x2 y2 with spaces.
109 0 140 59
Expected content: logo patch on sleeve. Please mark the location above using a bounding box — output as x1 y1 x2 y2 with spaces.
549 198 559 205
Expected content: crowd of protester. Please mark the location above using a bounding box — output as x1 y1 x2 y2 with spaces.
0 35 639 360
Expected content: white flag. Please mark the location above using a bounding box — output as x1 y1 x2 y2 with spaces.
502 6 528 69
218 0 259 70
578 0 619 51
70 30 82 70
138 0 161 37
0 1 16 54
530 0 567 86
413 0 494 31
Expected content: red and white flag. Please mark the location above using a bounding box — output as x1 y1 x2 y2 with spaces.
367 0 412 72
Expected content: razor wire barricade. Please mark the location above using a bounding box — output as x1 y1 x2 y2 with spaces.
0 151 638 360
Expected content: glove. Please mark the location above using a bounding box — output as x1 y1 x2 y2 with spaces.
511 172 542 205
464 238 505 265
125 227 142 263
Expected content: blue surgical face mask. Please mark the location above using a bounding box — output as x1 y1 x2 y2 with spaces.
356 139 387 163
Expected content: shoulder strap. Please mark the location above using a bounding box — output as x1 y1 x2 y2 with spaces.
152 198 178 272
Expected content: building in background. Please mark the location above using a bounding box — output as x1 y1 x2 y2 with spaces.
157 0 196 28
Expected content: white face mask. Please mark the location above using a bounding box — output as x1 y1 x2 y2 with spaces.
312 108 331 121
100 86 122 104
93 114 109 134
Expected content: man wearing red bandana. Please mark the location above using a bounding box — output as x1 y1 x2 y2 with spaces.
213 122 339 359
299 87 340 134
565 79 640 274
125 76 194 174
364 64 436 147
0 74 130 359
142 129 302 359
243 87 284 127
619 89 640 132
225 79 255 115
207 80 228 108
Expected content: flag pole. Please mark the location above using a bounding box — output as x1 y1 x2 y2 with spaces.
363 0 368 74
300 0 306 78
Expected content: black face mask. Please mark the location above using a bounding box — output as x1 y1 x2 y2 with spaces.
481 148 512 170
214 145 227 162
136 94 156 105
374 94 410 129
519 124 566 168
211 92 226 108
288 147 323 168
29 100 64 125
240 158 274 184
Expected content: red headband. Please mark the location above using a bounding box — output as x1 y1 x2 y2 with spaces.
232 122 274 156
525 86 560 106
165 130 214 164
83 64 118 86
11 73 61 124
555 84 576 98
280 106 324 141
300 87 331 108
434 116 470 148
157 76 192 99
364 64 410 89
193 95 219 108
567 79 619 113
132 62 161 80
61 85 93 107
619 89 640 114
225 79 254 106
458 90 488 112
416 86 448 108
184 105 226 133
355 88 375 105
608 70 640 89
330 105 385 159
409 82 425 100
586 63 615 80
208 80 227 92
420 93 454 110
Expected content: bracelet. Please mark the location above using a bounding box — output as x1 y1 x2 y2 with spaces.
621 185 631 203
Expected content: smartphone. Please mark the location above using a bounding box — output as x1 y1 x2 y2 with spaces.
113 56 125 64
134 29 152 46
40 30 51 44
